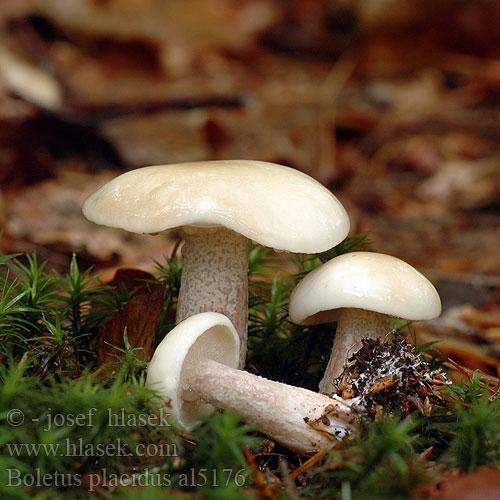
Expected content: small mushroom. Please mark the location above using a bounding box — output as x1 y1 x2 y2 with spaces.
289 252 442 394
82 160 349 368
146 312 355 454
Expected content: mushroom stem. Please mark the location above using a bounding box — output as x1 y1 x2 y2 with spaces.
183 357 354 454
176 227 249 368
319 308 389 394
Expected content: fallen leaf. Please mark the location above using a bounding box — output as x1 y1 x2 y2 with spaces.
97 282 165 366
415 327 500 376
432 467 500 500
460 304 500 330
0 46 62 109
106 267 156 296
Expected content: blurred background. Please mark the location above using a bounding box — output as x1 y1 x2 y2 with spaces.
0 0 499 286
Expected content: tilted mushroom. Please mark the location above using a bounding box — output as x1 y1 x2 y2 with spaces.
146 312 355 454
289 252 442 394
82 160 349 368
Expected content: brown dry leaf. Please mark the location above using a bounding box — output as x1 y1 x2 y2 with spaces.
460 304 500 330
31 0 276 78
365 213 500 279
1 170 178 270
4 170 119 258
97 282 165 366
415 327 500 376
368 373 396 394
417 159 500 211
432 467 500 500
101 110 210 167
0 46 63 109
106 267 156 296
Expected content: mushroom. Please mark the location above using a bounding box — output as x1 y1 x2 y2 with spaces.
289 252 442 394
146 311 355 454
82 160 349 368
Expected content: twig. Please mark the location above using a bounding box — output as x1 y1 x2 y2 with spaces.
445 358 498 393
490 365 500 403
446 357 500 403
316 53 358 183
8 17 247 124
243 447 280 500
421 269 500 289
418 446 434 461
289 449 326 481
279 458 303 500
179 432 197 446
52 95 246 126
170 236 182 260
489 386 500 403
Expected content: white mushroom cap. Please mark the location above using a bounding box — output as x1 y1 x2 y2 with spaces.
290 252 442 325
82 160 349 253
146 312 239 429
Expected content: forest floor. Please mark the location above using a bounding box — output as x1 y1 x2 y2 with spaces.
1 1 500 498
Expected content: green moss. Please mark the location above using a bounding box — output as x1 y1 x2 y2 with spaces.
0 238 499 498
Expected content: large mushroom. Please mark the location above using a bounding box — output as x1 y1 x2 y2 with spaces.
82 160 349 367
146 311 355 454
289 252 442 394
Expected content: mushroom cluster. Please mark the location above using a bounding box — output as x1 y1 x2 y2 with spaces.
83 160 349 369
82 160 441 453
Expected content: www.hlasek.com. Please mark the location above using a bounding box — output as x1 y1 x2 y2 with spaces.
7 468 247 491
6 438 178 458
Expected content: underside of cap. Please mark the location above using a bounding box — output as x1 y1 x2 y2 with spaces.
82 160 350 253
289 252 442 324
145 312 239 429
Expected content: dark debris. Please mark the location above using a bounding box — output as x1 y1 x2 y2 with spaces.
335 333 450 418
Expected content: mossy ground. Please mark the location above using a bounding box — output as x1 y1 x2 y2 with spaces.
0 242 499 499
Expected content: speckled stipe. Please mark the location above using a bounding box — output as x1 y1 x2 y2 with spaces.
319 308 389 394
176 227 249 367
184 358 353 453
